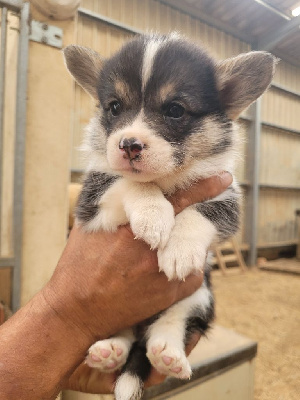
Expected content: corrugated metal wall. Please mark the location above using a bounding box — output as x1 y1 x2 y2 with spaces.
71 0 300 249
258 61 300 246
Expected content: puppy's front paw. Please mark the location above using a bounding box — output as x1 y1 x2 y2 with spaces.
158 237 207 280
130 201 175 249
86 337 131 372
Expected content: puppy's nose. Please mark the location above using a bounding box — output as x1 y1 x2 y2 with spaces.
119 137 144 160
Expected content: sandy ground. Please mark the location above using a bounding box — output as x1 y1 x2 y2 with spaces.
212 267 300 400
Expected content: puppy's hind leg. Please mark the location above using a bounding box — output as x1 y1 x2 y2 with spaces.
146 271 214 379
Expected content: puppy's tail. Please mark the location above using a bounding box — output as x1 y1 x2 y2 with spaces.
114 341 151 400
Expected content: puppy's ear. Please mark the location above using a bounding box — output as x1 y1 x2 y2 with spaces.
63 45 103 99
216 52 277 120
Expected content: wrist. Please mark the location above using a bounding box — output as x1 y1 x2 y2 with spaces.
0 291 93 399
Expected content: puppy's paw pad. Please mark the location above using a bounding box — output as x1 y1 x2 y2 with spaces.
147 341 191 379
86 338 129 372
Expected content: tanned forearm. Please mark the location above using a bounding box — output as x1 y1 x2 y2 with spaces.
0 291 93 400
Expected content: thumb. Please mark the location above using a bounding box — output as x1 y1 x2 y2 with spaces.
168 172 232 215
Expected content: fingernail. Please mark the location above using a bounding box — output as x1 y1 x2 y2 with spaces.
220 171 233 186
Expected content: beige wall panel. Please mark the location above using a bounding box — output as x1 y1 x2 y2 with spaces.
262 89 300 132
274 60 300 93
258 189 299 245
0 11 19 257
260 127 300 187
80 0 250 60
21 7 76 305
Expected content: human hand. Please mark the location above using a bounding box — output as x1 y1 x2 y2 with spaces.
43 173 232 343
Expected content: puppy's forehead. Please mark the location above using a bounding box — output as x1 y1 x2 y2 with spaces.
98 37 144 101
145 38 218 98
99 35 217 103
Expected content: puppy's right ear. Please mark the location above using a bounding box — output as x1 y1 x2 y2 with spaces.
63 45 103 99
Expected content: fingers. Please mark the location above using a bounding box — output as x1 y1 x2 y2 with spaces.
64 362 116 394
168 172 232 215
185 332 201 356
144 368 166 388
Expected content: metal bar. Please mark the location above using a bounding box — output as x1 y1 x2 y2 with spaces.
12 1 29 311
261 121 300 136
0 7 7 252
240 182 300 191
260 184 300 191
0 257 14 267
71 168 84 174
239 115 300 136
0 0 22 13
245 100 262 267
78 7 143 36
271 83 300 99
256 14 300 51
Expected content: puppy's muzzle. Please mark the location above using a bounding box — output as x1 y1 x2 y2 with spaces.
119 137 144 161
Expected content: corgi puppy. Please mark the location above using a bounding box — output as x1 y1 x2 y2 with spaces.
64 33 276 400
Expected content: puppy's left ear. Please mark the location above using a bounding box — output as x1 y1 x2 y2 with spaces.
216 51 278 120
63 45 103 99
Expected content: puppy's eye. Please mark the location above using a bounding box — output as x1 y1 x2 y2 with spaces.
109 101 122 116
165 103 185 119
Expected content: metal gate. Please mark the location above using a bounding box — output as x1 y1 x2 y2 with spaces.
0 0 29 311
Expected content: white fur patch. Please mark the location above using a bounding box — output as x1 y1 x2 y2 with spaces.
122 180 175 249
83 178 175 250
115 373 143 400
142 37 163 89
83 179 129 232
158 207 217 280
81 114 112 174
147 284 211 342
146 285 211 377
142 33 181 90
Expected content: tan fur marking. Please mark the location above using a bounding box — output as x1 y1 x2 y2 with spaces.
159 82 176 103
115 80 131 103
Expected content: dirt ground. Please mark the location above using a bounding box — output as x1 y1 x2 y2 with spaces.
211 267 300 400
